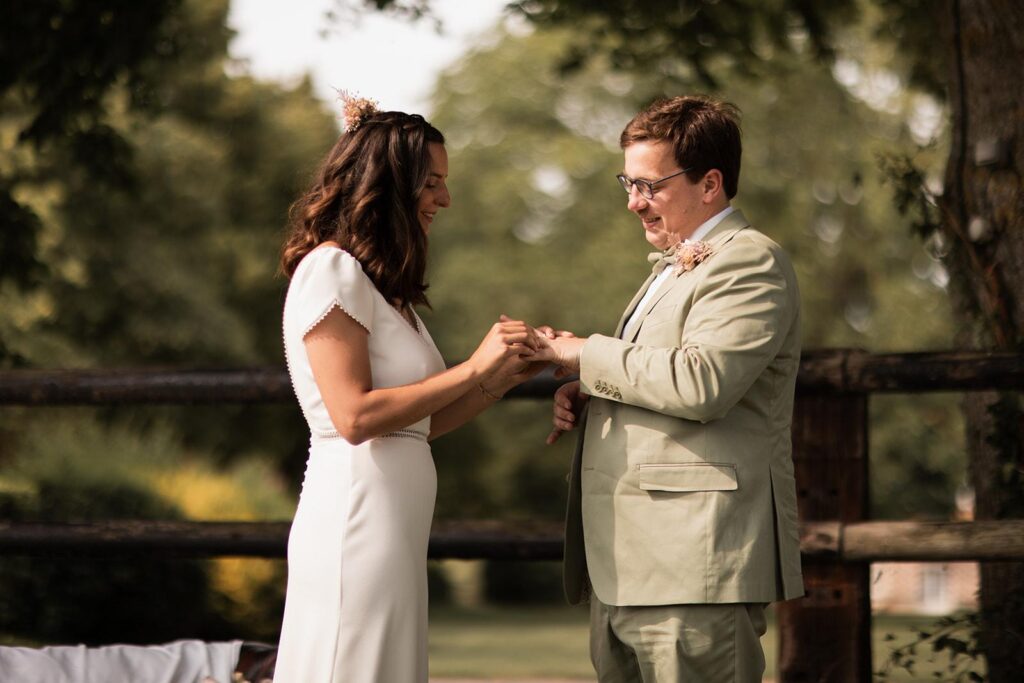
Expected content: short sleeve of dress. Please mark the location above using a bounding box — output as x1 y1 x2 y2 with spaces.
290 248 375 337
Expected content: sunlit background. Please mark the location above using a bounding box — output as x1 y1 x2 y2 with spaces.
0 0 981 680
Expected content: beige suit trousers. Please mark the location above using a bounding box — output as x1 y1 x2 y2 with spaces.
589 598 767 683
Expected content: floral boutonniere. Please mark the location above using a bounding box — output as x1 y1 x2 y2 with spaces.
671 240 713 276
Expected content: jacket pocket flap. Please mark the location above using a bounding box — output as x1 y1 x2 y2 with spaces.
637 463 738 492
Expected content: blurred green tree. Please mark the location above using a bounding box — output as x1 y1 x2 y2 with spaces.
0 0 337 642
0 0 181 309
1 0 336 475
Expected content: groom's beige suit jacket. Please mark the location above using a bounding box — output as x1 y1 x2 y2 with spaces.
564 209 804 607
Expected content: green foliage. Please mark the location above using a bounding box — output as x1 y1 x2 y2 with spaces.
876 612 985 682
877 150 942 240
0 0 180 144
0 442 223 644
871 0 950 96
358 0 947 98
0 0 335 469
0 0 181 317
987 394 1024 518
1 0 338 371
0 0 335 642
513 0 858 87
0 415 293 644
349 0 435 23
870 394 965 520
0 186 45 291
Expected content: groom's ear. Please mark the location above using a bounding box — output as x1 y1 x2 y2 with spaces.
702 169 724 201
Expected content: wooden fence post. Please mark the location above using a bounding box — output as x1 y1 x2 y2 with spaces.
777 388 872 682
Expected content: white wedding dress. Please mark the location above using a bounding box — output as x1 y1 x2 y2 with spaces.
274 246 445 683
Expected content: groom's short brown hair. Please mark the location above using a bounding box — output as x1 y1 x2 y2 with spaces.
620 95 742 199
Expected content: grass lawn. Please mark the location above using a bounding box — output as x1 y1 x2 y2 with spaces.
872 614 985 682
1 609 983 682
428 603 777 680
429 604 594 679
429 605 982 681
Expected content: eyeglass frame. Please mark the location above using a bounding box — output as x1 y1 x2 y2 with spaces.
615 167 694 199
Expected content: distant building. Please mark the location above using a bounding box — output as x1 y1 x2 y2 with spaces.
870 486 978 615
871 562 978 614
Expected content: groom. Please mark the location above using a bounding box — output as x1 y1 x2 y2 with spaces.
538 95 804 681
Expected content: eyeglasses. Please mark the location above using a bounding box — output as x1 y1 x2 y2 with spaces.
616 167 693 199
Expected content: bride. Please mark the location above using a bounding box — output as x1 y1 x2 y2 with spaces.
273 95 543 683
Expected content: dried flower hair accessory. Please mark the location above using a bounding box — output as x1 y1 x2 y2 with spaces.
337 90 379 133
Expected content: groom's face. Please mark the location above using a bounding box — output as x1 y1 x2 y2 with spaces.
622 140 707 250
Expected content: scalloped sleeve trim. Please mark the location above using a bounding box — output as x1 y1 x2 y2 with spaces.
292 248 375 337
303 299 371 338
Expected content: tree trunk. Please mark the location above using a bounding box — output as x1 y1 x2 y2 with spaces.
940 1 1024 679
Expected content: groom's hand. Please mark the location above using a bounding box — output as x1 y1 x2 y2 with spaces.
547 380 588 445
534 336 585 374
535 326 579 377
534 324 576 340
504 315 576 343
500 315 584 375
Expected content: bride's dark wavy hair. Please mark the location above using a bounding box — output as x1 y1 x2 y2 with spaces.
281 111 444 309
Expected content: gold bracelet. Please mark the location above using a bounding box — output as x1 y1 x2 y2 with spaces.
478 383 502 401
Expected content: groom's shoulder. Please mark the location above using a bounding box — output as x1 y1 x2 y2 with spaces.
720 223 792 265
711 224 798 292
733 222 781 250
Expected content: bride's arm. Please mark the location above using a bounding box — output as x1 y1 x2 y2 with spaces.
428 319 572 440
305 307 534 444
427 358 547 441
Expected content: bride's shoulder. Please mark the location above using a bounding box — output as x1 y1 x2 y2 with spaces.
296 243 365 275
287 244 376 334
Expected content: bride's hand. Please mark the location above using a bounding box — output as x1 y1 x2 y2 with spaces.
480 355 550 398
467 318 539 378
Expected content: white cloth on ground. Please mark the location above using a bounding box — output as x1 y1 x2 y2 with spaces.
0 639 242 683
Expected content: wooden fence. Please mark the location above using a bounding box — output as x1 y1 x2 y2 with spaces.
2 348 1023 682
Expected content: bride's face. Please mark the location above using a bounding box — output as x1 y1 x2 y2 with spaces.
417 143 450 234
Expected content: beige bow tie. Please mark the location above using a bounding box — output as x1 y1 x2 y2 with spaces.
648 250 675 275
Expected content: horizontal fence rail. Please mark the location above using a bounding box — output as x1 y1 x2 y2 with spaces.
0 520 560 560
1 350 1023 405
2 519 1023 562
797 349 1024 393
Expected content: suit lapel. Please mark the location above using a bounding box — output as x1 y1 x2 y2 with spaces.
614 270 659 338
625 209 752 343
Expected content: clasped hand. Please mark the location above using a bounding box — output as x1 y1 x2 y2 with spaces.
492 315 585 375
469 314 583 384
501 316 590 445
469 315 586 442
529 321 590 446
